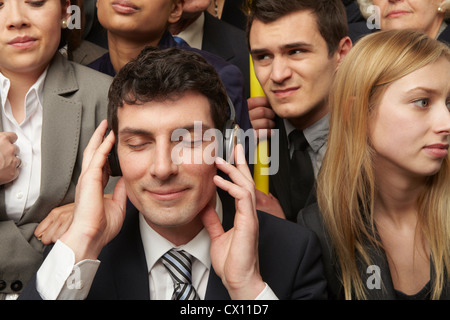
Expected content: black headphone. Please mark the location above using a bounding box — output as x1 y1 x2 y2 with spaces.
107 97 240 176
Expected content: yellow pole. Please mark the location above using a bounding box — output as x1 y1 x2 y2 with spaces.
250 56 269 194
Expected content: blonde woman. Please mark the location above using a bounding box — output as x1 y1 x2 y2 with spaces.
352 0 450 43
298 29 450 299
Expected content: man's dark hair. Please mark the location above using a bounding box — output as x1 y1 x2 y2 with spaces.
245 0 348 56
108 46 229 135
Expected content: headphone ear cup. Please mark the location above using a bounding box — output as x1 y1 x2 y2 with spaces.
106 129 122 176
222 119 239 163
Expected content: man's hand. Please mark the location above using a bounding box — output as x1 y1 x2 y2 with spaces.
35 195 114 245
200 144 265 299
247 96 275 140
255 189 285 219
59 120 127 263
0 132 21 185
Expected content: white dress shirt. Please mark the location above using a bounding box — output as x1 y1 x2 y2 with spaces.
36 194 277 300
0 69 47 222
174 12 205 50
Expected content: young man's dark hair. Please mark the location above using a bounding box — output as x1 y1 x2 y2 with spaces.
108 46 229 136
245 0 348 56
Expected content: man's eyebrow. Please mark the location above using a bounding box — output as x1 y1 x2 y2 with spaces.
118 124 215 136
180 124 215 132
250 42 313 55
119 127 152 136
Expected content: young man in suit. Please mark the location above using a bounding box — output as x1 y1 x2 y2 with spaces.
19 47 327 300
246 0 352 221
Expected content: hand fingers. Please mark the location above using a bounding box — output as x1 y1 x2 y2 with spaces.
112 177 127 211
217 144 253 184
86 129 115 173
213 175 256 220
200 204 224 241
249 105 276 123
0 132 18 144
81 120 110 172
247 96 270 111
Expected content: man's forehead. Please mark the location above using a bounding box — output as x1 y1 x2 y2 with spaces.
117 95 215 130
250 10 323 48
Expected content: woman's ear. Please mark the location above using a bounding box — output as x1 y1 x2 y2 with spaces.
168 0 184 24
61 0 72 26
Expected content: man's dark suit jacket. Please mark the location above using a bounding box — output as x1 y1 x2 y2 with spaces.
19 190 327 300
202 12 250 99
298 203 450 300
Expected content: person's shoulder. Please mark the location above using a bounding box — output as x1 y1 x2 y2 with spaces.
297 202 322 229
69 58 113 84
257 210 317 244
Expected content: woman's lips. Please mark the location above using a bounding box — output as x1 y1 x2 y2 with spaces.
112 0 140 14
386 10 410 19
8 36 37 49
423 144 449 158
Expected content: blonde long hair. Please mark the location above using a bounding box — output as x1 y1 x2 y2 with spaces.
318 29 450 299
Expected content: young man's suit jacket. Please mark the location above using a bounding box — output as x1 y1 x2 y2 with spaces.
20 190 328 300
0 53 112 296
269 117 317 222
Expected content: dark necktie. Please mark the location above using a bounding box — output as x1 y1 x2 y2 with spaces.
162 249 200 300
288 129 314 217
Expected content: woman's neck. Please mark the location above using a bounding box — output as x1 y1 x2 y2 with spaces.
107 31 160 73
373 162 426 226
2 68 44 124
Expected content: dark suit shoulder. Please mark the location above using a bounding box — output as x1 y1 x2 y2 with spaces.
256 211 328 299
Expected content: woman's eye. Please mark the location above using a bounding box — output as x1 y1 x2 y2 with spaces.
413 98 429 108
28 1 46 7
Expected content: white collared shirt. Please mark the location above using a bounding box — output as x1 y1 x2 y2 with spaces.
174 12 205 50
0 69 47 222
36 194 277 300
139 194 220 300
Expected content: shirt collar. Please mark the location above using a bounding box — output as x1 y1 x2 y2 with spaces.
0 68 48 115
174 12 205 50
139 192 223 273
284 113 329 152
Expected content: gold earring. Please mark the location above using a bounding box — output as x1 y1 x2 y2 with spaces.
61 19 68 29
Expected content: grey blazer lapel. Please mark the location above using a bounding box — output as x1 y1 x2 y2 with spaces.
20 54 82 224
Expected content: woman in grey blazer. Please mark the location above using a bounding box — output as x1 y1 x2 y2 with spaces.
0 0 112 299
298 30 450 300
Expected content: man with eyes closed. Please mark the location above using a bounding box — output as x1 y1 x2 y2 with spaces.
19 47 327 300
245 0 352 221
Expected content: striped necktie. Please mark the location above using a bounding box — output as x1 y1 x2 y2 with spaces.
162 249 200 300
